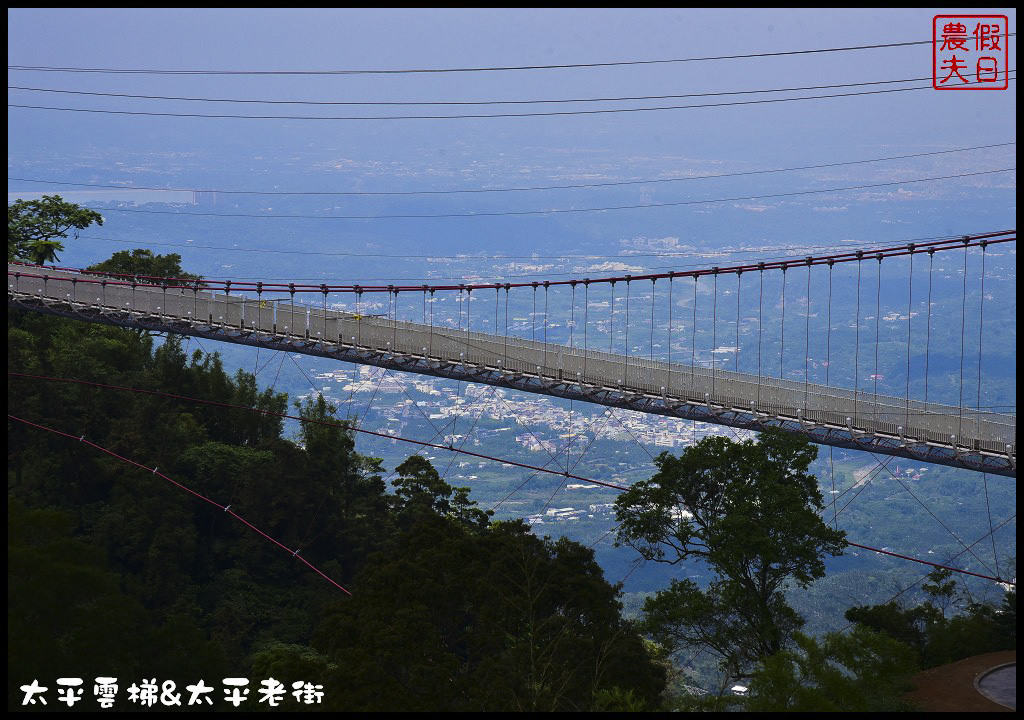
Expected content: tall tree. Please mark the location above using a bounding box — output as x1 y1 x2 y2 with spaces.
8 194 103 264
614 429 846 682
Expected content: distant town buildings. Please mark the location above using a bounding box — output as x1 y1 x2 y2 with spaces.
295 365 750 520
301 365 742 457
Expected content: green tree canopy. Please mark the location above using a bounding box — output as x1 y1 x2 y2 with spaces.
845 567 1016 669
313 516 665 711
745 627 918 712
614 429 847 681
86 248 203 286
391 454 493 530
8 194 104 264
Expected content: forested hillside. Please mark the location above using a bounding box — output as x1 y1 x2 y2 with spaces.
8 309 665 711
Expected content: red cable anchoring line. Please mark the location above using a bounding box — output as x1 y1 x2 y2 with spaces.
7 412 353 596
7 371 1012 586
7 231 1015 295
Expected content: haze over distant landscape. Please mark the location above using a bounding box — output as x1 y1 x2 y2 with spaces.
8 8 1016 711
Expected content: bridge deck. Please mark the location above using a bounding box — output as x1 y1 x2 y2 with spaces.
8 265 1016 477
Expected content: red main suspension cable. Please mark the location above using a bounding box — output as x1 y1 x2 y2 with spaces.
7 231 1015 293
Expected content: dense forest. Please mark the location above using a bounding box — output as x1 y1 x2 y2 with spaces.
8 306 667 711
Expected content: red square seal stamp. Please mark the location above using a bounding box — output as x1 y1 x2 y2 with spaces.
933 15 1009 89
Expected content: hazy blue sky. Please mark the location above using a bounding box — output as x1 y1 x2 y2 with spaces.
7 8 1017 268
9 9 1016 154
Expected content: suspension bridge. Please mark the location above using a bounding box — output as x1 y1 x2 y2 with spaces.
7 230 1016 477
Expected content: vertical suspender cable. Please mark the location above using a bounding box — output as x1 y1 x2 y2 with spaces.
826 260 836 529
569 282 576 350
288 283 296 340
466 288 472 357
392 288 398 350
543 282 549 372
691 275 698 391
804 258 812 412
458 285 465 356
353 286 359 345
735 270 742 373
609 281 615 355
957 239 969 444
321 284 329 344
668 273 674 395
504 284 510 367
924 249 935 404
532 283 537 343
873 255 882 422
692 274 699 436
454 286 465 445
780 264 787 381
387 286 394 345
854 252 863 423
905 246 914 430
624 276 632 386
976 243 987 424
711 269 718 398
226 281 233 332
650 277 656 363
757 265 764 407
826 262 834 386
977 241 998 579
322 285 329 343
583 280 590 381
569 282 576 471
